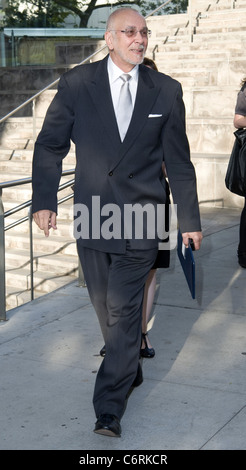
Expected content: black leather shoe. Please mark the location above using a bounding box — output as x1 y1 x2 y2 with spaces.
140 332 155 358
94 414 121 437
132 363 143 387
99 345 106 357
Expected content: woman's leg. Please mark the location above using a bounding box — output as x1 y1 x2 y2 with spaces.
141 269 157 354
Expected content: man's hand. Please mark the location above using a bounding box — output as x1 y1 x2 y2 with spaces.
33 210 57 237
182 231 203 251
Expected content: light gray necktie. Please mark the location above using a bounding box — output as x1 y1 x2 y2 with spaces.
116 73 133 141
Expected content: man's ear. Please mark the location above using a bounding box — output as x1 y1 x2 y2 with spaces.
105 31 114 51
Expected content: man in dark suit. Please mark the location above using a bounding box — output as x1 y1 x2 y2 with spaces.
32 7 202 437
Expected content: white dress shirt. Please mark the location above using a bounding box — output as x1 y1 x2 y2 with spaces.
107 56 139 113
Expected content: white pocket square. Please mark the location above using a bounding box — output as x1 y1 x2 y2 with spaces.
148 114 162 118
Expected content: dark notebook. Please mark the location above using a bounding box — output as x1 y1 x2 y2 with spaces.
177 230 196 299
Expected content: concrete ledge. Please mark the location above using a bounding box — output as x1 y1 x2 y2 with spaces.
191 153 244 209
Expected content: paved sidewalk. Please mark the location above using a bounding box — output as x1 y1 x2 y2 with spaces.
0 206 246 450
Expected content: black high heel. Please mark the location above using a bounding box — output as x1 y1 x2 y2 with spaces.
140 333 155 358
100 345 106 357
238 249 246 268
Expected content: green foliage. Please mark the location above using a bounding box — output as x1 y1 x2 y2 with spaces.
3 0 189 29
140 0 188 16
4 0 69 27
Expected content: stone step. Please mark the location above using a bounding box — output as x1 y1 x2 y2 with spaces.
1 116 44 127
157 69 243 88
146 13 189 33
0 164 75 183
176 20 246 37
198 7 246 19
193 30 246 42
0 144 75 161
147 7 245 37
5 249 78 275
0 125 41 140
195 23 246 34
5 266 77 290
158 57 244 70
0 89 57 122
5 215 74 238
1 185 32 204
0 159 32 173
212 0 246 9
151 39 245 53
155 49 244 60
4 231 77 255
6 269 78 294
1 175 74 202
0 138 30 150
158 68 243 89
5 274 79 311
5 248 38 269
9 148 75 162
2 197 74 231
198 0 246 10
0 149 13 159
151 28 246 46
0 172 32 183
167 75 209 88
6 286 42 310
3 197 73 216
147 6 246 40
234 0 246 8
197 12 246 24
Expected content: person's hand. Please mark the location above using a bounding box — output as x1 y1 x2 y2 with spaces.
182 231 202 250
33 210 57 237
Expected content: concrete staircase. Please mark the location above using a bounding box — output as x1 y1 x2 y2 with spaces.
0 117 79 311
146 0 246 152
1 0 245 309
146 0 246 208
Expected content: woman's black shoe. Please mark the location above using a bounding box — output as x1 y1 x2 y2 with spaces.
238 250 246 268
100 345 106 357
140 332 155 358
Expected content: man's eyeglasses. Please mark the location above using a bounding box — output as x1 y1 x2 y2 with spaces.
109 27 151 38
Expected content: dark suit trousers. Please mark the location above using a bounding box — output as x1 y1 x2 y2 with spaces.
77 242 158 419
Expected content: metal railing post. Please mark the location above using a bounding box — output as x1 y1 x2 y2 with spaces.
32 99 36 144
0 188 6 321
28 206 34 300
0 28 6 67
188 0 193 42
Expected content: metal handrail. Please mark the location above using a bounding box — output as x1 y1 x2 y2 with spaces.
0 170 75 321
3 172 75 230
0 45 108 125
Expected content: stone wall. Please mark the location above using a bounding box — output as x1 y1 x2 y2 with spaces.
0 38 106 119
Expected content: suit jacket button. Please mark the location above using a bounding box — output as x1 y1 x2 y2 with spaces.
129 173 133 178
108 171 113 176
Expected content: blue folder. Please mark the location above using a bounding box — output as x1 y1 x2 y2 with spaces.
177 230 196 299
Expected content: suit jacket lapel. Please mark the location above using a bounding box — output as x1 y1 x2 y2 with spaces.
86 56 120 154
86 58 161 167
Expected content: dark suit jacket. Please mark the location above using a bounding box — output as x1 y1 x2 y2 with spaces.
32 55 201 253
